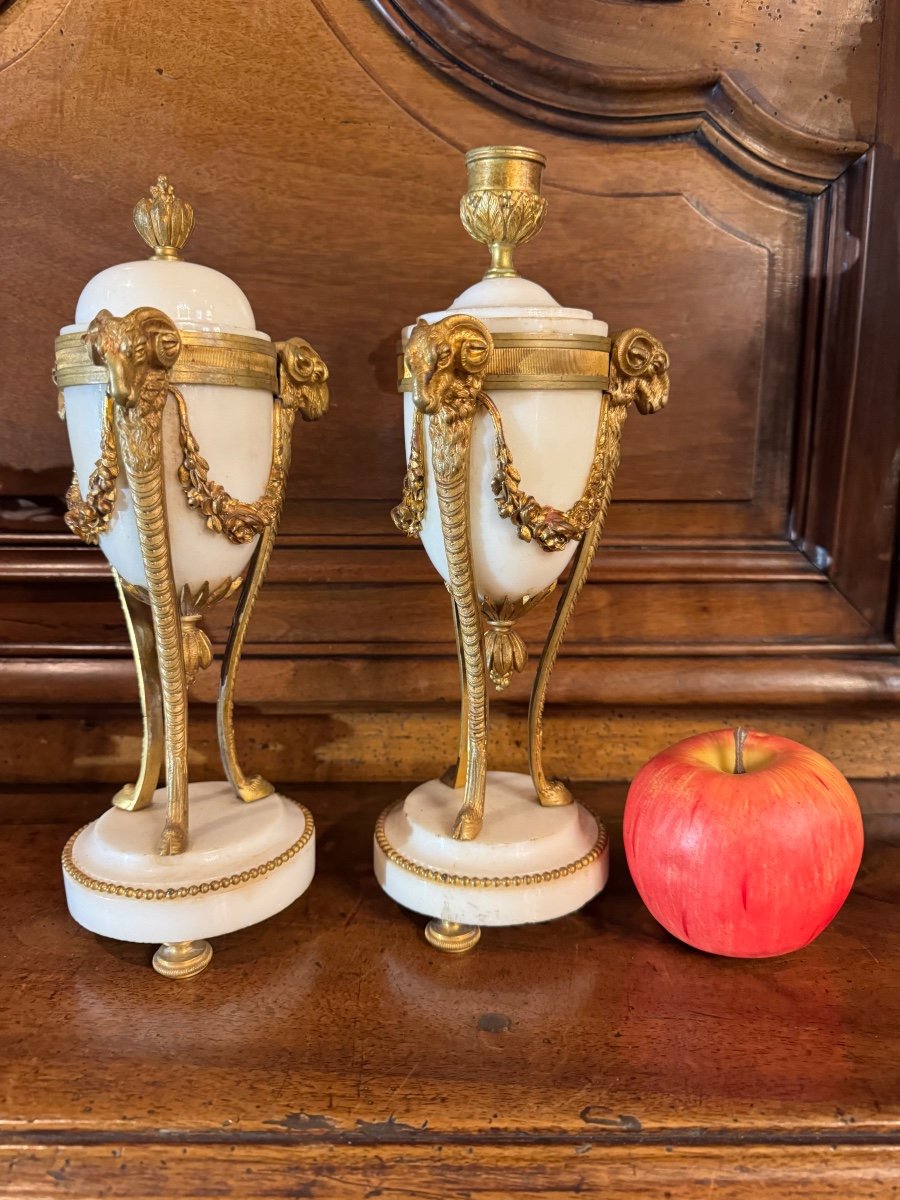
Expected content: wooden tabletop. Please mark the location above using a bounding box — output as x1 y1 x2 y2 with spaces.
1 783 898 1197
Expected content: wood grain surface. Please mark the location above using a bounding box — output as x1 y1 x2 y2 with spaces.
2 705 900 790
374 0 876 192
0 782 898 1196
1 5 899 1195
0 0 898 738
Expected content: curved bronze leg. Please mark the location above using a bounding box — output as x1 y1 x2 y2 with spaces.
440 591 470 790
217 403 292 802
111 570 163 812
81 307 191 855
217 336 329 803
118 406 190 856
437 467 488 841
217 530 277 803
402 313 493 838
528 400 628 806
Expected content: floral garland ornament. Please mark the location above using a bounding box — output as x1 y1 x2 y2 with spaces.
63 391 119 545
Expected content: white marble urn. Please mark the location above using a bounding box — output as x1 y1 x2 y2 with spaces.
402 276 609 604
54 176 329 978
379 146 670 952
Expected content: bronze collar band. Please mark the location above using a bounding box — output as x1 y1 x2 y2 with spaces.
54 329 278 391
397 332 611 392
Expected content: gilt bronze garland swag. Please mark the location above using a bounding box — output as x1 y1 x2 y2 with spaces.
393 319 670 664
61 312 327 549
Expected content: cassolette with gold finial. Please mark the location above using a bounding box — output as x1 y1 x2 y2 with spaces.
53 175 328 873
54 175 328 599
54 176 328 978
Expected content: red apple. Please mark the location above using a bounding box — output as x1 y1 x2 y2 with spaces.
623 728 864 958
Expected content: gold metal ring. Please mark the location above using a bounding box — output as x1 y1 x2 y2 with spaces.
54 329 278 391
374 801 608 887
397 334 610 391
61 802 314 900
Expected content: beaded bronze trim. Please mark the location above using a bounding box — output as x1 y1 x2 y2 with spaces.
374 801 608 887
61 802 314 901
397 333 610 392
54 330 278 392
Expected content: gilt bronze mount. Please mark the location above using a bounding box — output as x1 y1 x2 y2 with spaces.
56 177 328 975
380 145 670 949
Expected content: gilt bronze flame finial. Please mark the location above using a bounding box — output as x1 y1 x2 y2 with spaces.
133 175 195 260
459 146 547 280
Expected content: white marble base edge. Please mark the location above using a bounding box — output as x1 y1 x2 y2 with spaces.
374 799 610 928
62 796 315 945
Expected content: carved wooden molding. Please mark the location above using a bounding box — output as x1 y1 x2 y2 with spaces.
0 0 69 73
371 0 869 194
2 654 899 708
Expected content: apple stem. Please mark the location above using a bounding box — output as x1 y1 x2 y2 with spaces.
734 726 748 774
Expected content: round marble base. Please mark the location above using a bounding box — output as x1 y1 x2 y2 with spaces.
374 771 608 929
62 781 315 948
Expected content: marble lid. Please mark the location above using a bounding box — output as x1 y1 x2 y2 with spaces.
63 176 260 337
417 273 608 338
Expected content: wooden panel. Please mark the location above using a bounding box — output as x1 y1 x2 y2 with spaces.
1 704 899 786
4 653 900 710
0 577 878 651
464 0 881 147
0 785 899 1196
373 0 876 186
0 0 897 736
1 105 803 530
4 1143 900 1200
0 0 833 530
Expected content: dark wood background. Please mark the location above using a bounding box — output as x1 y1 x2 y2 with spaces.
1 0 898 786
2 8 900 1195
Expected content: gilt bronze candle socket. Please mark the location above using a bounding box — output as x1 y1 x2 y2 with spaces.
376 146 670 951
55 177 329 978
